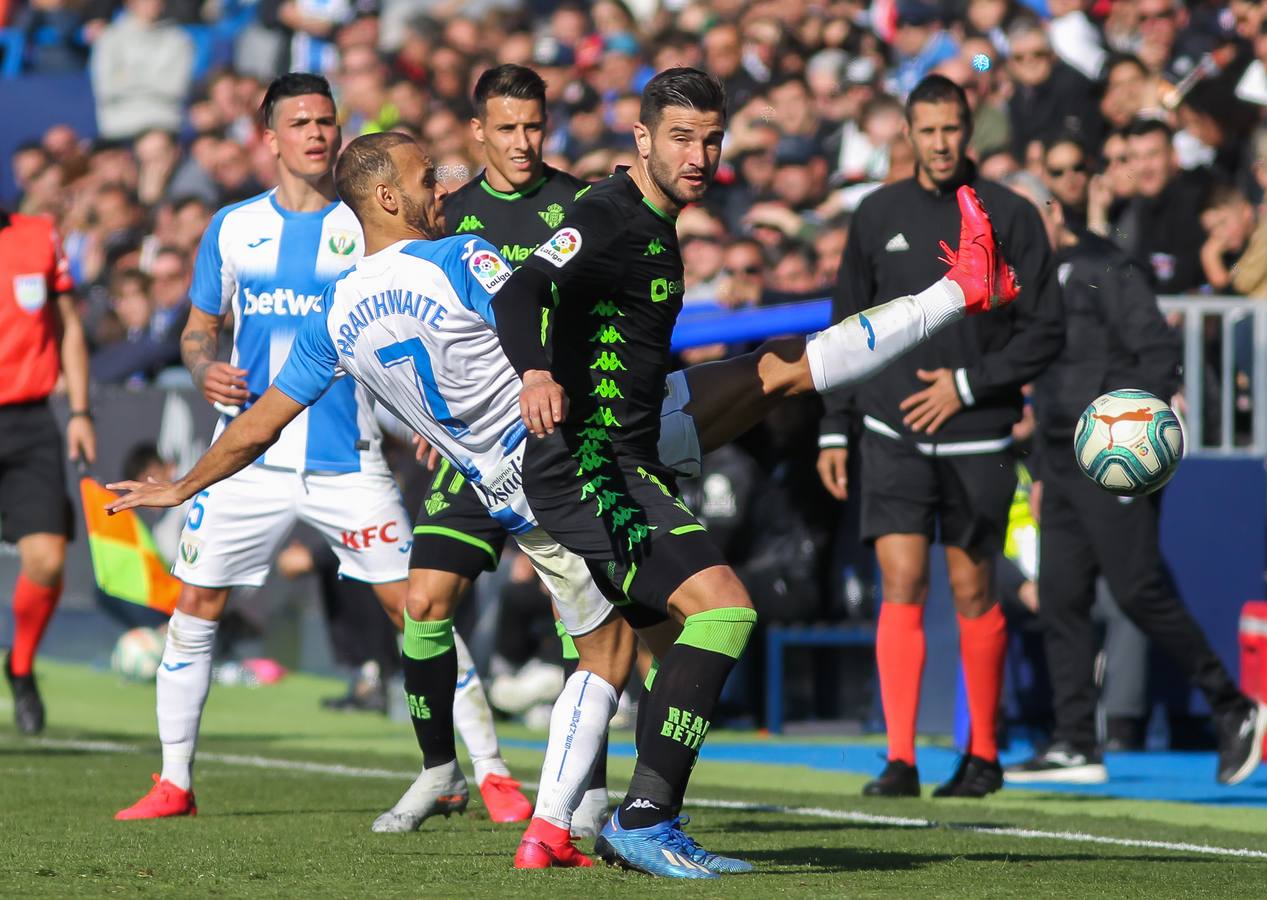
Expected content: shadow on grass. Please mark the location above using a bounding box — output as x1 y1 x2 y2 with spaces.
743 847 1223 873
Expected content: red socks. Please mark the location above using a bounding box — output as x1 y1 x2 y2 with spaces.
10 574 62 676
958 604 1006 762
876 602 926 765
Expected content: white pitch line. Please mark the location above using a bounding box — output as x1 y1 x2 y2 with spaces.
20 736 1267 860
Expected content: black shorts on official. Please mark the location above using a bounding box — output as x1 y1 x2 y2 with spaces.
0 401 74 543
858 428 1016 556
524 433 725 630
409 463 507 579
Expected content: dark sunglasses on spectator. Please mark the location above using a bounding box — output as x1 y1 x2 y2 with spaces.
1012 49 1052 62
1048 163 1088 177
1139 8 1175 22
726 265 764 275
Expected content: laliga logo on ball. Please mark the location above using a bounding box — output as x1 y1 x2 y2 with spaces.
972 53 992 72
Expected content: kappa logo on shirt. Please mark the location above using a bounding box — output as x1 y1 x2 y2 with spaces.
885 233 910 252
533 228 582 268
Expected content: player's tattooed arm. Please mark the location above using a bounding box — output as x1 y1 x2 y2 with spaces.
182 307 249 408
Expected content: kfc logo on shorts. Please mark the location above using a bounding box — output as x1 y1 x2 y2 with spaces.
340 521 400 550
468 250 511 293
533 228 582 268
13 274 47 313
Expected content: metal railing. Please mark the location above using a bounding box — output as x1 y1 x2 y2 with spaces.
1160 297 1267 457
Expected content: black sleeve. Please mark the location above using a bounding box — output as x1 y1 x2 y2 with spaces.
491 266 554 376
959 201 1066 405
1105 257 1182 399
818 200 876 446
491 194 627 378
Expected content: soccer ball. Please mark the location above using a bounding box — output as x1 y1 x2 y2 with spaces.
1074 389 1183 496
111 627 165 682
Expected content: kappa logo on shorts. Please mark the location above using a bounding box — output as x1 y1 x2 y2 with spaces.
179 537 202 567
340 522 400 550
533 227 582 268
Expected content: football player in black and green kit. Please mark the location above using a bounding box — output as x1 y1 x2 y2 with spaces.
407 64 618 846
490 67 755 880
491 64 1017 879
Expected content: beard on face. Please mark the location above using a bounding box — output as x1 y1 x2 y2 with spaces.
648 149 710 208
400 189 437 238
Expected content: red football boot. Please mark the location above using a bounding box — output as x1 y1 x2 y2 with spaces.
939 185 1021 314
514 818 594 869
115 774 197 820
479 772 532 823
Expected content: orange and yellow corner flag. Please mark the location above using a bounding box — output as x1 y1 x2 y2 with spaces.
79 477 181 616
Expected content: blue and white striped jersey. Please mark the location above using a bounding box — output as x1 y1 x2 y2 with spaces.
274 236 535 533
191 190 384 473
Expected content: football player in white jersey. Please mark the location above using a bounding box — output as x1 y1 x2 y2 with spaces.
107 132 1016 863
114 75 529 824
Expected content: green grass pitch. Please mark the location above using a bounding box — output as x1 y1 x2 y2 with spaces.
2 661 1266 897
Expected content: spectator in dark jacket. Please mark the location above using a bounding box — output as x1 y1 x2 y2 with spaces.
1115 118 1210 293
1006 21 1103 164
90 268 168 385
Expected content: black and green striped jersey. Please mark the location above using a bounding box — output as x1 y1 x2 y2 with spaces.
442 166 589 267
513 166 685 462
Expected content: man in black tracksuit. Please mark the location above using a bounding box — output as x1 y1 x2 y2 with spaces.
1001 174 1265 787
817 75 1065 798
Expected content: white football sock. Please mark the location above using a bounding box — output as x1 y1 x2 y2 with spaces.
534 670 618 830
156 610 217 791
451 632 508 784
806 278 964 393
571 787 613 839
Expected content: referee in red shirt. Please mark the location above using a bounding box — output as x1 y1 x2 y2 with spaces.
0 206 96 733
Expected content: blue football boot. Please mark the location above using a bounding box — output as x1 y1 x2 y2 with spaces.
596 808 749 878
666 814 754 874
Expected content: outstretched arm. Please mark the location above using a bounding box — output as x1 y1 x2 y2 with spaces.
106 387 304 513
683 279 968 454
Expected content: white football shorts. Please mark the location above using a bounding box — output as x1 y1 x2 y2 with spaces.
658 369 702 478
512 527 614 638
172 463 411 588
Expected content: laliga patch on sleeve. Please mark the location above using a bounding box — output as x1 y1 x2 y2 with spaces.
13 274 47 313
468 249 512 293
533 227 582 268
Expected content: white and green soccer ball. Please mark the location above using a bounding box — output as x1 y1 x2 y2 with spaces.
1075 389 1184 496
110 626 165 682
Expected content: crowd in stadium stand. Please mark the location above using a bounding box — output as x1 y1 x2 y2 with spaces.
4 0 1267 729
